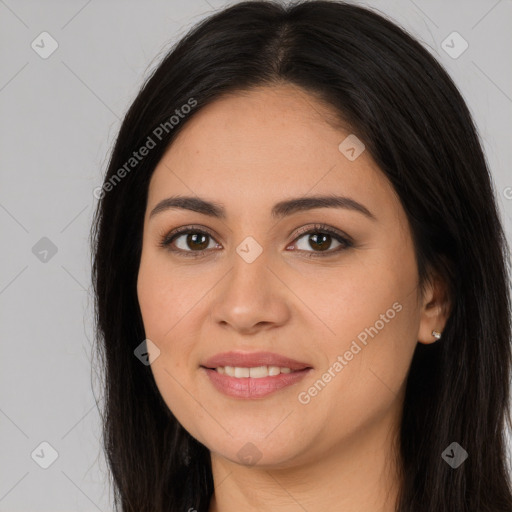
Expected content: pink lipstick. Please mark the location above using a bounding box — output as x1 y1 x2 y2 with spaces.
200 351 313 399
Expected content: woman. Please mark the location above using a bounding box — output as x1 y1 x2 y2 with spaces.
90 1 512 510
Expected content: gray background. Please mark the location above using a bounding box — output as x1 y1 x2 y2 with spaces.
1 0 511 510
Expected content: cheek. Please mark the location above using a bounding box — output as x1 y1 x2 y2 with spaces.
296 292 419 451
136 253 209 416
297 255 417 353
137 261 196 433
137 252 201 342
300 247 420 406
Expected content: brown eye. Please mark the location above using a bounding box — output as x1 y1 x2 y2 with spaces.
183 233 209 251
160 228 221 256
160 224 352 259
292 229 350 255
172 231 217 252
304 233 335 252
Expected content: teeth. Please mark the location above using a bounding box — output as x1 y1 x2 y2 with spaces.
248 366 267 378
268 365 281 376
216 365 298 378
234 367 249 378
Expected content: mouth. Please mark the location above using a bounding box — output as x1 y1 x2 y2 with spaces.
201 350 312 371
204 365 305 377
200 351 313 399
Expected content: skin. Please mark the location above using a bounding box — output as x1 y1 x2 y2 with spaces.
136 84 450 512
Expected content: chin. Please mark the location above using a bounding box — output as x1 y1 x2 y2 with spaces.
205 432 312 469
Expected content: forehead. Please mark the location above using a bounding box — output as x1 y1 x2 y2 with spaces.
147 85 401 223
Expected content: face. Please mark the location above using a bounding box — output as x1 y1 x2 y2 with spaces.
137 84 441 468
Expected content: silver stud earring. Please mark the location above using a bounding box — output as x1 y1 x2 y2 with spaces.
432 330 442 341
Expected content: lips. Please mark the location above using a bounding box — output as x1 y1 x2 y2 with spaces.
203 366 312 398
201 351 313 371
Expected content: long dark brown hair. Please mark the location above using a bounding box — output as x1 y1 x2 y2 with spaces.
90 1 512 510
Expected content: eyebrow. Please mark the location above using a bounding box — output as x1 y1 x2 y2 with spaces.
149 194 377 221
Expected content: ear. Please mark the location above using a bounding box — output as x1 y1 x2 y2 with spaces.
417 269 452 345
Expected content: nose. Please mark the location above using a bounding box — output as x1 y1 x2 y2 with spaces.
209 247 291 335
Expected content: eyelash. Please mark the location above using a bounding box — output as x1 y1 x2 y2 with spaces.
158 223 353 259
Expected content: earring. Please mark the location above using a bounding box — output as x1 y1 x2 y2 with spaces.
432 330 442 341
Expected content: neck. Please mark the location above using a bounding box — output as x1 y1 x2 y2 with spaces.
208 404 402 512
